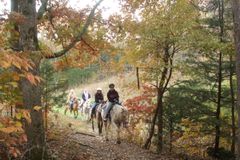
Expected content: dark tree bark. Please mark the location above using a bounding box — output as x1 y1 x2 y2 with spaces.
231 0 240 157
214 0 224 154
136 67 140 89
156 46 170 153
214 51 222 154
229 55 236 154
169 117 173 153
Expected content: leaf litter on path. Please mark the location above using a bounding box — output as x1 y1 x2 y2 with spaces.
47 112 178 160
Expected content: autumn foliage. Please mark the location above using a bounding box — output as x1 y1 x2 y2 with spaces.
0 22 39 158
124 85 156 142
125 85 157 114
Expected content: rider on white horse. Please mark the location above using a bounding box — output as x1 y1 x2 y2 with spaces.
103 83 119 121
90 88 104 117
80 89 91 106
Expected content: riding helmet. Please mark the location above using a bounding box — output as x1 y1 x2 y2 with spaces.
109 83 115 88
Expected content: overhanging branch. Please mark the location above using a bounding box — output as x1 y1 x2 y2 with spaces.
45 0 104 59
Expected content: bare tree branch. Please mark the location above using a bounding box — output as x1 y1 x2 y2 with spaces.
45 0 104 59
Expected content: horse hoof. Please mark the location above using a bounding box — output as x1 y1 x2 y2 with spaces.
106 138 109 141
116 140 121 144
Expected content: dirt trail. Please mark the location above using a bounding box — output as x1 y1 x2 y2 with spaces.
48 112 178 160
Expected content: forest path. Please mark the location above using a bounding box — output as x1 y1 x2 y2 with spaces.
48 110 178 160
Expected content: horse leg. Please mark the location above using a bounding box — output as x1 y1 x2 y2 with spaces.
79 104 83 115
100 120 103 134
73 109 76 118
64 107 68 115
97 114 103 135
116 125 121 144
74 108 78 119
92 115 94 131
104 121 109 141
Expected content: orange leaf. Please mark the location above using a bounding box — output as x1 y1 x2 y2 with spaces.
26 73 36 85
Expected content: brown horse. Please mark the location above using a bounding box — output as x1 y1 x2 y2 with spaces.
64 97 79 118
97 103 129 144
72 98 79 118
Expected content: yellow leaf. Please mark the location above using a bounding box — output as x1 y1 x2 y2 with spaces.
15 122 22 127
8 82 18 88
21 110 31 123
12 61 21 69
15 113 22 120
1 61 11 68
0 126 19 134
0 123 4 128
33 106 42 111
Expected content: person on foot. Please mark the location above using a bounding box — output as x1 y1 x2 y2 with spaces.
103 83 119 121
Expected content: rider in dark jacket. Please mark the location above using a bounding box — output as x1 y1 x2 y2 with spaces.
103 83 119 121
95 89 104 103
90 88 104 117
107 87 119 103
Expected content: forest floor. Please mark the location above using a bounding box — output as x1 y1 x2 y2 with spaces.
47 109 179 160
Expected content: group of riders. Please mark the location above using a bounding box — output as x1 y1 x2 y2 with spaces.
66 83 120 121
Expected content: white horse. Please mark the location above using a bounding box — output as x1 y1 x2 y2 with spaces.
79 99 91 120
97 103 129 144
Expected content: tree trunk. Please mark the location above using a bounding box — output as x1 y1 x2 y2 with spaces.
229 55 236 154
156 89 164 153
156 46 170 153
136 67 140 89
143 47 170 151
169 118 173 153
143 94 160 149
231 0 240 157
214 0 224 154
214 51 222 154
17 0 46 159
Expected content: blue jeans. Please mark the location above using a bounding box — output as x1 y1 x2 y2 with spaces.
91 102 99 114
69 100 74 110
103 102 114 120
